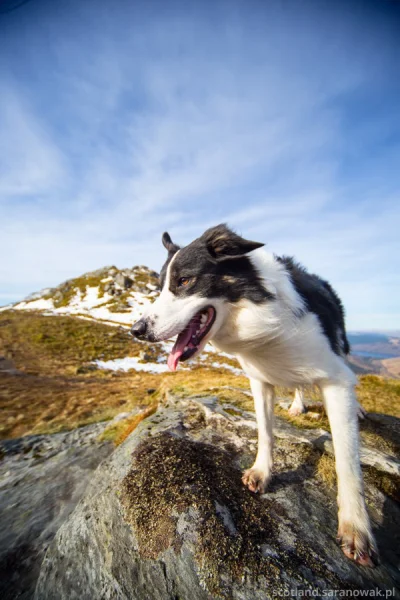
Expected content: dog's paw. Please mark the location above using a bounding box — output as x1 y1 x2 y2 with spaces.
288 404 306 417
337 522 379 567
242 468 271 494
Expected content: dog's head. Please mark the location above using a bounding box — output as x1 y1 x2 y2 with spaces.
131 224 266 371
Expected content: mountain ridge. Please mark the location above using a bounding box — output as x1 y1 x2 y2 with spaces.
0 264 160 328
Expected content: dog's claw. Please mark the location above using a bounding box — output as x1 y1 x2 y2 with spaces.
357 403 368 420
337 524 379 567
242 468 270 494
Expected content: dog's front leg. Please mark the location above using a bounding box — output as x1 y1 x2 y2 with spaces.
321 381 378 566
242 378 274 494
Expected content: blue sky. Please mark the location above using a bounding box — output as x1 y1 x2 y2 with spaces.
0 0 399 330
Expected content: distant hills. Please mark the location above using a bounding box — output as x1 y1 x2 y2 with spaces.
348 332 400 357
347 333 400 378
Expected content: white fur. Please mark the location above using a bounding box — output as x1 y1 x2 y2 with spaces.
211 249 357 388
144 251 229 355
146 246 375 562
321 382 376 558
288 388 306 416
248 379 275 484
250 248 305 314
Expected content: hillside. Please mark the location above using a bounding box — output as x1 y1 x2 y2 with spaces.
2 265 399 379
349 333 400 362
0 306 246 439
0 263 399 442
0 264 244 439
348 332 400 356
1 267 399 599
382 357 400 379
1 265 160 326
344 334 400 378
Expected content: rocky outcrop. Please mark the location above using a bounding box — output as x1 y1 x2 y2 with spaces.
35 395 400 599
18 265 159 311
0 423 114 600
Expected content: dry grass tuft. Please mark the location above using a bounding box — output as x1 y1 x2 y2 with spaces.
363 467 400 502
315 453 337 488
114 404 158 446
360 428 399 458
275 402 330 431
315 451 400 502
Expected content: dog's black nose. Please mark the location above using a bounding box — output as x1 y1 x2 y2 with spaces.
131 319 147 339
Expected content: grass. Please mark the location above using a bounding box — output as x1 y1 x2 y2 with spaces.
0 310 137 375
356 375 400 418
275 400 329 430
99 404 158 446
315 453 337 488
0 311 249 439
107 290 135 313
315 452 400 502
0 364 249 441
0 310 399 458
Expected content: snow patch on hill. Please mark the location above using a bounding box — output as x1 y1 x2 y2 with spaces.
4 266 159 328
94 356 170 374
13 298 55 312
1 265 243 376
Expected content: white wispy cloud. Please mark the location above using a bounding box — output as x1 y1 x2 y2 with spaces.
0 0 399 329
0 86 67 199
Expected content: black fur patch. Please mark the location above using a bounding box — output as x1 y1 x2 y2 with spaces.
277 256 350 356
160 225 273 304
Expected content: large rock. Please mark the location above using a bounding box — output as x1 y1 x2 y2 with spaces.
0 423 113 600
35 395 400 599
114 273 133 290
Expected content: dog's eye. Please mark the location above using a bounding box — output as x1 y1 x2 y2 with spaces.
178 277 192 287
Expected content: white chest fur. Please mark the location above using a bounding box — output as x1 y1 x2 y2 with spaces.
212 306 354 388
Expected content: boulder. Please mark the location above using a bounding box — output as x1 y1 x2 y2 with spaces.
35 395 400 599
115 273 133 290
0 423 114 600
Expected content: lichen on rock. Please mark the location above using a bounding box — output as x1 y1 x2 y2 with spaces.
34 395 400 600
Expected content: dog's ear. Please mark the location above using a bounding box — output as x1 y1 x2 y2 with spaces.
203 224 264 261
162 232 180 255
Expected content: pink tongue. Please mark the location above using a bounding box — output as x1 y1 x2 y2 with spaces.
167 318 199 372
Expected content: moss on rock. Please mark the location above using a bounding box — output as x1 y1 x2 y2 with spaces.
120 432 352 598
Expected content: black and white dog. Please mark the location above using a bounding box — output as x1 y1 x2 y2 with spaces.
131 224 377 567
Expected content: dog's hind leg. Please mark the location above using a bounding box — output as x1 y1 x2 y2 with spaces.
288 387 306 416
242 379 274 494
288 387 366 420
321 380 378 567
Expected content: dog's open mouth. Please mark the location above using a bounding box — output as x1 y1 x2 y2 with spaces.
167 306 216 371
